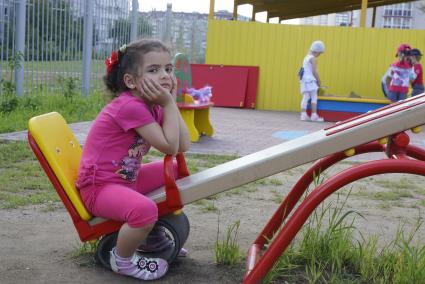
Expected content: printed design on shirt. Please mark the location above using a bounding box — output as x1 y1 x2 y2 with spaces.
391 67 411 88
114 135 150 181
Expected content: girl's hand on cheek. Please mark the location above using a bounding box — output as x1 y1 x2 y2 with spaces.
140 80 154 103
143 78 173 107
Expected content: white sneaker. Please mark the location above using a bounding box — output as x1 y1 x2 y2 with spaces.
110 248 169 280
311 113 324 122
300 112 310 121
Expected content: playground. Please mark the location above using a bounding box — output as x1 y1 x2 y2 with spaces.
2 105 425 283
1 0 425 283
1 166 423 284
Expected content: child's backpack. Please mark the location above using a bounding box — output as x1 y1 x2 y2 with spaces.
298 67 304 80
381 67 391 98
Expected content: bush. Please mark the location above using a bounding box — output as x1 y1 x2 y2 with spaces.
0 92 19 114
57 76 80 99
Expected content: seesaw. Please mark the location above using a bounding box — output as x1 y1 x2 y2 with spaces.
28 93 425 283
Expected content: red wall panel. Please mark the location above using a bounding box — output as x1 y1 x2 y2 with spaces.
191 64 259 108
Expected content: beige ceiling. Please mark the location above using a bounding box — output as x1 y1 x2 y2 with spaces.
237 0 416 20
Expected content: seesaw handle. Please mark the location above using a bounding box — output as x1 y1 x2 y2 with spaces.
163 153 189 211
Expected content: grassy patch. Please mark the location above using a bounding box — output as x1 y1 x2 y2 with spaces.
0 141 55 209
185 153 238 172
224 187 242 196
193 199 218 213
0 140 238 210
0 92 106 133
269 178 283 186
374 177 421 191
271 189 284 204
357 188 414 202
373 189 413 201
263 193 425 284
71 240 98 267
243 184 258 193
352 177 420 203
214 218 244 266
252 178 267 186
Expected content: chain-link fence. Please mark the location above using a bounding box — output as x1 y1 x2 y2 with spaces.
0 0 208 97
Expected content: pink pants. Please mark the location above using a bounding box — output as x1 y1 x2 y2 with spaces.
80 161 178 228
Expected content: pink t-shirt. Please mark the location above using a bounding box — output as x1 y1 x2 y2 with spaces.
76 92 163 189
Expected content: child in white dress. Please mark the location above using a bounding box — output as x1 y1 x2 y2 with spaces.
299 40 325 122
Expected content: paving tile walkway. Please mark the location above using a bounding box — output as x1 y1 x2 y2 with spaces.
1 107 424 158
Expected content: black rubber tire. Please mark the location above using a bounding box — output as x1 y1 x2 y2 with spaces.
95 212 190 270
160 211 190 250
94 231 118 269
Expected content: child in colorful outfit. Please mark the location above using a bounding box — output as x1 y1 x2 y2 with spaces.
299 40 325 122
76 39 190 281
385 44 414 102
410 48 424 97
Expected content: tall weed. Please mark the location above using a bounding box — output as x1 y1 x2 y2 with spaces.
264 189 425 284
214 213 244 266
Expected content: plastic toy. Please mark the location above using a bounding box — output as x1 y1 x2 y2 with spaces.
28 93 425 283
187 86 212 104
173 53 214 142
172 53 192 103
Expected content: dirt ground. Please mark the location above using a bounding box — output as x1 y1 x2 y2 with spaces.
1 163 424 284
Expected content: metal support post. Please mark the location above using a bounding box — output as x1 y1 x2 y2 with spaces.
82 0 94 96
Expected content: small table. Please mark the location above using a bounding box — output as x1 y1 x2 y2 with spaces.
178 102 214 142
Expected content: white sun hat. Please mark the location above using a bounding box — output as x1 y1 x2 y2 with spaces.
310 40 325 53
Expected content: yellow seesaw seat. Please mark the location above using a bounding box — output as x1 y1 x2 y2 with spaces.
28 112 92 220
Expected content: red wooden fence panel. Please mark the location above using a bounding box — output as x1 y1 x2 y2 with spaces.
191 64 259 108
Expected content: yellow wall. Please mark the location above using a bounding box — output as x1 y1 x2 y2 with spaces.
205 19 425 111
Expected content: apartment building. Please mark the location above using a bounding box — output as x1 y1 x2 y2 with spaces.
140 4 249 63
300 0 425 29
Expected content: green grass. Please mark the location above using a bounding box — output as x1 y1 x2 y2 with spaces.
0 91 106 133
0 139 238 209
2 59 105 73
214 218 244 266
0 140 56 208
71 240 98 267
271 189 284 204
2 59 107 99
263 193 425 284
371 189 413 201
269 178 283 186
186 153 238 171
353 186 415 203
374 177 423 192
193 199 218 213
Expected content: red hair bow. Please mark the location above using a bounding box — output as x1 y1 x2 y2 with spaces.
105 51 118 73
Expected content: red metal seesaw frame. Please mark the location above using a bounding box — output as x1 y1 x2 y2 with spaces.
28 131 189 242
243 131 425 283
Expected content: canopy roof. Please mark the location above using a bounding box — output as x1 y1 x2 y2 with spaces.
237 0 416 20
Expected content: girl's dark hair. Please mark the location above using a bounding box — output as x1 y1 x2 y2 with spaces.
103 39 171 98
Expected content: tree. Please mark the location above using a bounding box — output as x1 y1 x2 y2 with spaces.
108 16 153 49
108 18 130 49
2 0 85 60
137 17 153 38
